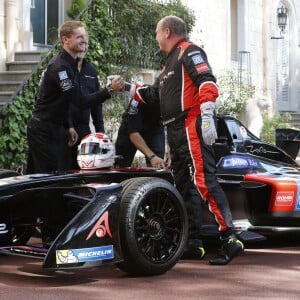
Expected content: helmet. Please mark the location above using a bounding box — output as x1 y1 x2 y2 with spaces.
77 133 115 169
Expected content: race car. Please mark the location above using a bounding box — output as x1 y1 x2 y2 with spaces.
0 117 299 276
0 133 188 276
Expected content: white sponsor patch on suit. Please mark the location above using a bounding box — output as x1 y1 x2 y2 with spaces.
58 70 73 91
188 51 201 56
58 70 68 80
192 54 204 65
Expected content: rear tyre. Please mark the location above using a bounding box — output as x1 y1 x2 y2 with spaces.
116 177 188 276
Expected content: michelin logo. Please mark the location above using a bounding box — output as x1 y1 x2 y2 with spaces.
56 245 114 264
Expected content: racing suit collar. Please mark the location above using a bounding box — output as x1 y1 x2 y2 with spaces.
167 38 188 57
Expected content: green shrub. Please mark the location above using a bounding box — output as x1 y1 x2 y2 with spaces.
260 113 291 144
216 69 251 117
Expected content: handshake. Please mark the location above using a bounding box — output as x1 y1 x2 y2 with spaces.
106 75 143 102
106 75 125 93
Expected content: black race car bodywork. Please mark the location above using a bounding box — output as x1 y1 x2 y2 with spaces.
0 114 299 275
212 115 300 237
0 169 188 276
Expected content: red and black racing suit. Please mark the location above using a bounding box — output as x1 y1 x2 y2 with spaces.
138 39 234 240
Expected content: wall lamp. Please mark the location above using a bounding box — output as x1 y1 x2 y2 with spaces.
271 6 288 40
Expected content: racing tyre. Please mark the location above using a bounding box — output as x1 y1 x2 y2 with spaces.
116 177 188 276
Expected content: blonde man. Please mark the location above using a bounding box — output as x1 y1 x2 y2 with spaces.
27 21 124 173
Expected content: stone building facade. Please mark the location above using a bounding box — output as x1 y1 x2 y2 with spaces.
0 0 299 113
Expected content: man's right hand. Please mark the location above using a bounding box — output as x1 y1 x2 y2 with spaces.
67 128 78 147
106 75 125 92
149 155 167 169
111 75 125 92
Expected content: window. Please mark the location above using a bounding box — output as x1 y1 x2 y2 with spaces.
30 0 60 45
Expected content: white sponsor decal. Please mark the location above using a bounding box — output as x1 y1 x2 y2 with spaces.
0 223 8 234
188 50 201 56
275 191 294 206
58 70 68 80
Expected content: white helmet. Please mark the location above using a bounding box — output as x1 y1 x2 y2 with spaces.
77 133 115 169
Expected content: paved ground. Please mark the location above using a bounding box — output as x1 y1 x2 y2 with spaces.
0 237 300 300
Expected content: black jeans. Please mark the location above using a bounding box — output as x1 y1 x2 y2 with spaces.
115 126 165 167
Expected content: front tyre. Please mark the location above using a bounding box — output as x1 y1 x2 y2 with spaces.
116 177 188 276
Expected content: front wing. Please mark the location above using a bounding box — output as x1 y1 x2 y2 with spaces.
0 183 124 269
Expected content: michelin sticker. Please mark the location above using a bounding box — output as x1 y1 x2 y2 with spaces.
221 155 261 169
56 245 114 264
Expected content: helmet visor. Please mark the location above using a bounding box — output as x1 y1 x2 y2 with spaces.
78 142 100 155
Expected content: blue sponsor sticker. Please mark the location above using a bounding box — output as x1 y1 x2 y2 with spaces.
192 54 204 65
56 245 114 264
221 155 261 169
294 182 300 211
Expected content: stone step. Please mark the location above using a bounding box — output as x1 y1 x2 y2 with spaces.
281 113 300 129
0 51 48 112
14 51 45 62
0 71 31 81
6 61 39 71
289 115 300 129
289 123 300 130
0 91 13 103
0 81 22 92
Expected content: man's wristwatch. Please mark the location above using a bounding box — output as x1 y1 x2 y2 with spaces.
148 154 156 161
106 84 114 94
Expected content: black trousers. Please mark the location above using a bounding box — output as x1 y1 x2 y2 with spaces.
59 124 91 171
26 117 66 174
